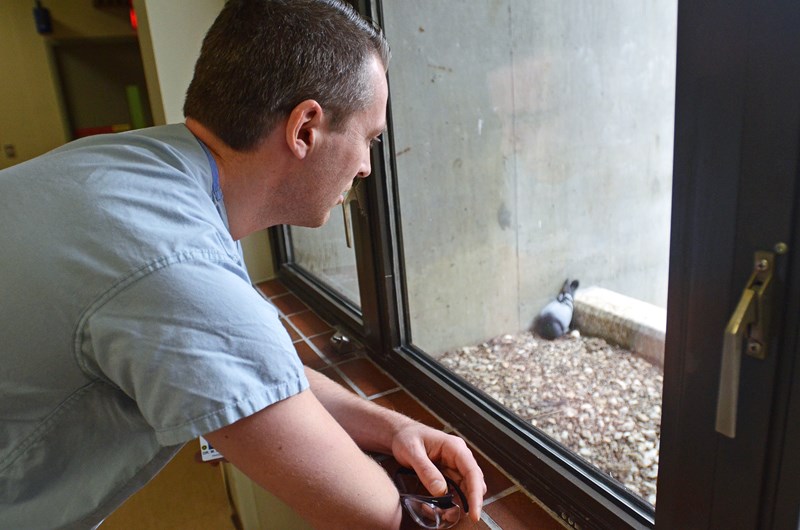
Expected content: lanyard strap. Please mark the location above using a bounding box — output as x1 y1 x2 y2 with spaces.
195 138 223 205
192 135 245 268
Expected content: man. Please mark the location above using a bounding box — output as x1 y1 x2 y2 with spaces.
0 0 486 528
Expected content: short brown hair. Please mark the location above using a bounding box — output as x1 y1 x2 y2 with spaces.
184 0 391 151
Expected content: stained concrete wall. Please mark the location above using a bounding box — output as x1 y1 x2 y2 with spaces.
291 208 360 304
382 1 677 355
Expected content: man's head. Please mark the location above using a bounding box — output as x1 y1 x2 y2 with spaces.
184 0 391 152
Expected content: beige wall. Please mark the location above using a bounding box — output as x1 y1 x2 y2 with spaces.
133 0 275 282
0 0 135 169
0 0 275 280
132 0 224 125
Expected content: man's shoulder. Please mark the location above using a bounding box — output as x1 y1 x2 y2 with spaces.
57 123 193 149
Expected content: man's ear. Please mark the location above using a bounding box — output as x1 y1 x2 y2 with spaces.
286 100 324 159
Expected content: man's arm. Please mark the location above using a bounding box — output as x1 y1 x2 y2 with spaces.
204 387 403 529
304 367 486 523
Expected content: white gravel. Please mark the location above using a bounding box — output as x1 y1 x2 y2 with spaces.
439 330 662 506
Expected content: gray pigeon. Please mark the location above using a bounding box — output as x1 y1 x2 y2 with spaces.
533 279 579 340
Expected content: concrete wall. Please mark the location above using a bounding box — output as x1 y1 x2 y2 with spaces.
291 207 360 304
382 0 677 354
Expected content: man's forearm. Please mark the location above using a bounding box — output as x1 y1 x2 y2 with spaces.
304 366 415 453
205 384 403 529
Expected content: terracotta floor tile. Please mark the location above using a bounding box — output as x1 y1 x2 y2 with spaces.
280 318 301 342
448 516 491 529
336 358 398 397
270 293 309 316
309 330 360 363
467 446 514 499
256 279 287 298
289 310 333 337
318 366 356 394
294 340 327 370
372 390 444 429
484 491 563 530
401 512 489 530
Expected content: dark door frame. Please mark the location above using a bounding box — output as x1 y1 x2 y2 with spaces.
656 0 799 528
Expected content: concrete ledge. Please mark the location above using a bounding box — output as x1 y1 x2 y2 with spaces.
572 286 666 369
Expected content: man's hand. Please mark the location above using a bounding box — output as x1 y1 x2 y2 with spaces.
390 422 487 523
304 367 487 523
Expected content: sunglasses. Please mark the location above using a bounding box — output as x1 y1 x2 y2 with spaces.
393 467 470 529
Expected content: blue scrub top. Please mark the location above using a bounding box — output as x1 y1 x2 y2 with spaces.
0 124 308 529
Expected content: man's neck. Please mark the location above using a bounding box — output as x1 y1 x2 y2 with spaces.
184 118 288 240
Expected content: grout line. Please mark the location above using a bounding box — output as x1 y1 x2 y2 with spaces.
480 510 504 530
366 387 402 401
304 334 335 365
329 365 368 400
253 283 271 301
261 289 310 318
279 307 310 318
280 313 305 338
304 329 335 341
482 485 519 506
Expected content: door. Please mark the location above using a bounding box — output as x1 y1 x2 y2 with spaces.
657 0 800 527
273 0 800 527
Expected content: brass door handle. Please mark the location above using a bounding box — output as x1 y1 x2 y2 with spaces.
342 179 367 248
715 249 779 438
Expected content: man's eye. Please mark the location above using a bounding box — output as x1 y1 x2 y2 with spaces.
369 136 383 148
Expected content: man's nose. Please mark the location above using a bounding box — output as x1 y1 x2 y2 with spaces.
356 151 372 178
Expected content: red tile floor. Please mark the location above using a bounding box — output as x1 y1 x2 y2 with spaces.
258 279 567 530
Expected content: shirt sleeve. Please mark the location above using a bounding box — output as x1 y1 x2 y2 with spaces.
82 254 309 446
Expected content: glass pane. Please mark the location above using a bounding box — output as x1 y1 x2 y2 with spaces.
383 0 676 507
289 204 361 306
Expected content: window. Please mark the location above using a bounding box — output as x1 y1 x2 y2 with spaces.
383 0 675 514
276 0 800 527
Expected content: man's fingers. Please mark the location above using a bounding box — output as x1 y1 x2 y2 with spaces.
463 466 486 521
413 459 448 496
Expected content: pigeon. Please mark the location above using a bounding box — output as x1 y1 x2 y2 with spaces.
533 279 579 340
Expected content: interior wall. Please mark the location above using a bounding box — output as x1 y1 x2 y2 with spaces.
133 0 224 125
133 0 277 281
0 0 275 279
0 0 134 169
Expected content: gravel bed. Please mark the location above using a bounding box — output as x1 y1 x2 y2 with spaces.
439 330 662 506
